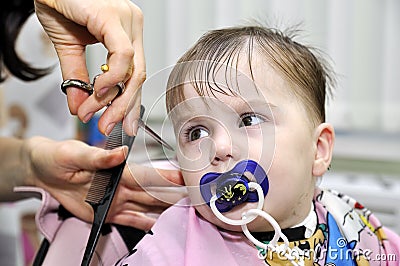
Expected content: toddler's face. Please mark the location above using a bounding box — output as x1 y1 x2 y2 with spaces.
169 58 318 231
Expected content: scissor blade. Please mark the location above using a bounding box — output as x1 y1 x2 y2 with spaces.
138 119 174 151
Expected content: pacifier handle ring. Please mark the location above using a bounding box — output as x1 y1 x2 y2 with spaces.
210 181 299 266
210 182 264 226
241 209 298 266
241 208 289 248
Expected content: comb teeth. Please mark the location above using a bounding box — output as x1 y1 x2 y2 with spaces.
86 170 113 204
104 122 123 150
86 121 126 205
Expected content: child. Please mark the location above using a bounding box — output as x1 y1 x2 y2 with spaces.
116 25 400 265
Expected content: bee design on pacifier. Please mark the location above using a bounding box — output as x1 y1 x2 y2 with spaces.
200 160 269 213
215 173 250 211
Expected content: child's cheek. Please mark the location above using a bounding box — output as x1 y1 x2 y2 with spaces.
177 139 215 174
183 173 206 206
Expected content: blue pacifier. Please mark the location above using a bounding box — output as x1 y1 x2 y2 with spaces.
200 160 269 213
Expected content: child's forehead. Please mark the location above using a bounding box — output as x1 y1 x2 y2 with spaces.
169 82 278 124
182 58 293 103
166 56 301 119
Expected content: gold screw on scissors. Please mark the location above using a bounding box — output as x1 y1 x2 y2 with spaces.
100 64 109 73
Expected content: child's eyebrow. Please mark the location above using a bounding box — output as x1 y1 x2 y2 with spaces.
248 100 277 108
231 99 278 112
170 100 278 125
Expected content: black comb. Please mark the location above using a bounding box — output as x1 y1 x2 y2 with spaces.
81 106 144 266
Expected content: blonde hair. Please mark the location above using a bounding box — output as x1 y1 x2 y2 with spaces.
166 24 334 127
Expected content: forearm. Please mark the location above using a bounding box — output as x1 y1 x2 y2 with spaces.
0 137 35 201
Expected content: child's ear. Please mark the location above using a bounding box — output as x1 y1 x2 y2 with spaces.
312 123 335 177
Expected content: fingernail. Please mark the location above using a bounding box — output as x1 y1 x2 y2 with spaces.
110 146 126 154
105 123 115 136
131 119 139 136
97 87 109 97
83 112 94 123
120 146 129 157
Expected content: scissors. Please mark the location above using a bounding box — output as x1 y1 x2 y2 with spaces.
61 75 174 151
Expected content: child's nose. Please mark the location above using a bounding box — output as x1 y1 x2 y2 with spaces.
211 130 241 164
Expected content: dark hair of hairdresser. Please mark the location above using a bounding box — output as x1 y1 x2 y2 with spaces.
0 0 52 82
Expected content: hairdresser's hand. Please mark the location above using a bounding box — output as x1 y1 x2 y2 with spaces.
23 137 185 229
34 0 146 136
23 137 127 220
108 164 186 230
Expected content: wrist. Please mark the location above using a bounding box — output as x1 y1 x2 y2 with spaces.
20 136 48 187
20 138 35 186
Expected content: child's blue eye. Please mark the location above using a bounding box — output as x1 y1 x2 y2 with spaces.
239 113 266 127
186 126 209 141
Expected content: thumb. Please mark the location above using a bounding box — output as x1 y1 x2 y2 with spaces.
80 145 128 171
